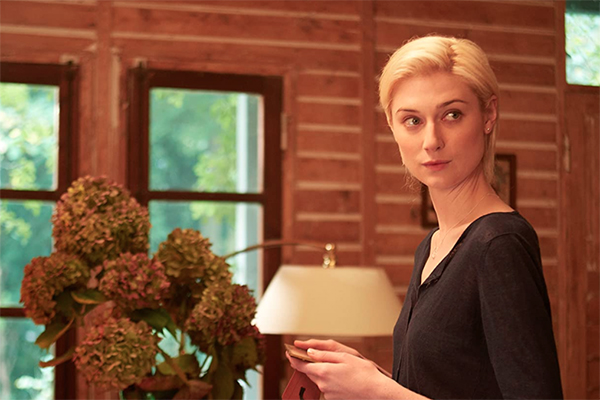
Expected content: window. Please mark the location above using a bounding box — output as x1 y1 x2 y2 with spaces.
128 68 283 399
0 62 78 400
565 0 600 86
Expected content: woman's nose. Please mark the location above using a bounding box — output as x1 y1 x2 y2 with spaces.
423 122 444 152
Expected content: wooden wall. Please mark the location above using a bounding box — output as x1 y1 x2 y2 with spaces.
1 0 596 398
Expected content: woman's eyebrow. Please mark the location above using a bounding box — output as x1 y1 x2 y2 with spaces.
394 99 468 115
437 99 467 108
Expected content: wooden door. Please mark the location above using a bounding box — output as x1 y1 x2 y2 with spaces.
559 87 600 399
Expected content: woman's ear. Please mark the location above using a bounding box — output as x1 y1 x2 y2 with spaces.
484 95 498 133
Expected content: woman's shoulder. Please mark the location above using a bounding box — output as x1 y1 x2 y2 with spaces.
467 211 539 246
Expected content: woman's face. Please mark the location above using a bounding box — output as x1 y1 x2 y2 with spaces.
389 71 496 191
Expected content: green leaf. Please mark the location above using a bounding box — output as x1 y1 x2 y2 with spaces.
55 291 76 318
212 362 234 400
39 346 75 368
35 318 74 349
71 289 106 305
156 354 200 376
232 336 257 368
131 308 177 336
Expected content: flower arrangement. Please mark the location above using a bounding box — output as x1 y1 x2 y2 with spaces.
20 176 265 399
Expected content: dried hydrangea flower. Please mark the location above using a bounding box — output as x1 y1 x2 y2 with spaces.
99 253 170 313
20 252 89 325
52 176 150 266
155 228 217 283
156 229 232 325
185 282 257 352
74 314 159 390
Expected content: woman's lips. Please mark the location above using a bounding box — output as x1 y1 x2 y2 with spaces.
422 160 450 171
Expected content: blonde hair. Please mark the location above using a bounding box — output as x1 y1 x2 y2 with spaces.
378 35 499 184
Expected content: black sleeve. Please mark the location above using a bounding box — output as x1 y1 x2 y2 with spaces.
478 233 563 399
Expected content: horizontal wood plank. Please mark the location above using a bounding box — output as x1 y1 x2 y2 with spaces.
376 172 419 195
113 6 360 45
297 73 360 98
374 0 555 31
0 33 94 58
295 189 360 213
0 0 96 30
376 141 402 165
297 130 361 154
517 178 557 199
295 220 361 242
173 1 362 17
376 21 555 58
296 158 361 183
297 102 360 125
377 203 421 226
112 37 361 72
375 232 427 255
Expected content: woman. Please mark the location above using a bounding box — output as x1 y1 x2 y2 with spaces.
287 35 563 399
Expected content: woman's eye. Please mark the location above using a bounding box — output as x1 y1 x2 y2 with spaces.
404 117 421 126
444 111 462 121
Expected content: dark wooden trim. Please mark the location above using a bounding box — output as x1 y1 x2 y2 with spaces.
0 308 25 318
0 62 64 85
0 190 61 201
360 0 377 266
147 69 280 94
261 75 284 400
143 191 265 204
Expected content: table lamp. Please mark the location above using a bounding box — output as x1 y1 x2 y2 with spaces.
227 240 402 336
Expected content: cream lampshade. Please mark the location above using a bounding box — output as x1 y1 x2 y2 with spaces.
254 265 402 336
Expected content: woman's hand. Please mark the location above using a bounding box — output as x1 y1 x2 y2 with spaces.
293 339 363 358
287 347 389 400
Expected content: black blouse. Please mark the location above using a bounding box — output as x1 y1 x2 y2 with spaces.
392 212 563 399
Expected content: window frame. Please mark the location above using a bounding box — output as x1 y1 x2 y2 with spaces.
127 67 284 399
0 61 79 400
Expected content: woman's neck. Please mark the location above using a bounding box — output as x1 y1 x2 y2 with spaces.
429 175 498 232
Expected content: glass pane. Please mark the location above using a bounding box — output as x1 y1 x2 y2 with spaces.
0 200 54 307
0 83 59 190
565 0 600 86
149 89 262 193
148 200 262 399
0 318 55 400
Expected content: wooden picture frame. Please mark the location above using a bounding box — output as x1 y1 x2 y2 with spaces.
420 153 517 228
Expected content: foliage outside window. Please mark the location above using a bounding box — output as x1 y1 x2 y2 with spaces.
566 0 600 86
